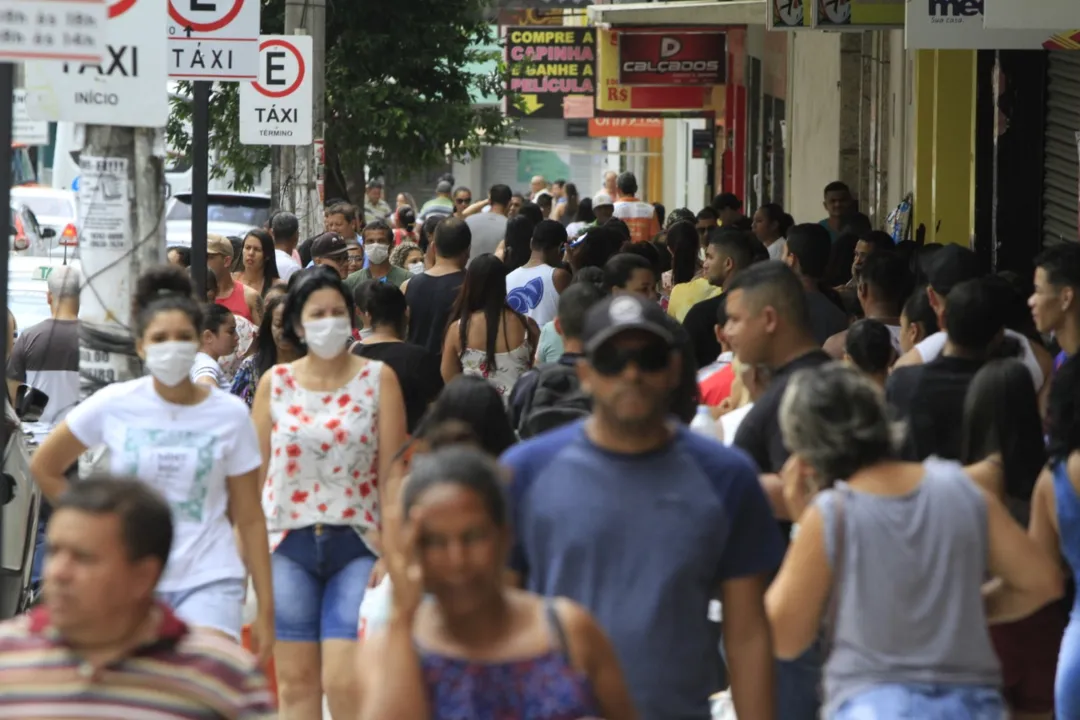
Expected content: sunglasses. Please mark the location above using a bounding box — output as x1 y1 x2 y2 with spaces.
456 197 472 205
590 341 670 377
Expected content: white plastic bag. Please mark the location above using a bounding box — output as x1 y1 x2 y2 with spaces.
357 575 393 640
710 690 737 720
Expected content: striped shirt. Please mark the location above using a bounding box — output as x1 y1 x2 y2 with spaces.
0 604 276 719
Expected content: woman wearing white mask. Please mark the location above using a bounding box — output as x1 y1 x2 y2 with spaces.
250 265 407 719
30 265 274 662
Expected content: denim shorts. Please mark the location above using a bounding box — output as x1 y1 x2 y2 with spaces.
157 577 246 641
830 683 1006 719
272 524 376 642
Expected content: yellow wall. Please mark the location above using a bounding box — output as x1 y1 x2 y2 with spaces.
913 49 977 246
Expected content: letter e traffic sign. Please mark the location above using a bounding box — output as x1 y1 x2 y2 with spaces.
167 0 260 80
239 35 313 146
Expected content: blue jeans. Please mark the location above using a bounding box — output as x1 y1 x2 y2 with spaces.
272 525 375 642
830 683 1005 719
1057 616 1080 718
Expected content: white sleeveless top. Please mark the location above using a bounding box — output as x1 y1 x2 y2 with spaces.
915 329 1044 389
506 264 560 328
262 361 383 553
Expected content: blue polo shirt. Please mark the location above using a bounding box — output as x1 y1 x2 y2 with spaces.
502 421 783 720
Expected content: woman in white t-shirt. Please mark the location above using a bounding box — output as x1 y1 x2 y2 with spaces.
192 303 238 390
30 265 275 663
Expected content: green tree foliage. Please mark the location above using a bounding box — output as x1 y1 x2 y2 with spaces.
167 0 516 196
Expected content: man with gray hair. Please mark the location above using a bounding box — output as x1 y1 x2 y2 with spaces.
7 265 82 425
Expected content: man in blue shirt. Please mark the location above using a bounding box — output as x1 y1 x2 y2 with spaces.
502 293 783 720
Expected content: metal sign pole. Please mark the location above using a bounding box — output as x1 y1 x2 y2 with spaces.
0 62 14 453
0 61 14 566
190 80 210 300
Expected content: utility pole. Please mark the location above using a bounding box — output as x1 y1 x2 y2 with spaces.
77 126 165 402
285 0 326 240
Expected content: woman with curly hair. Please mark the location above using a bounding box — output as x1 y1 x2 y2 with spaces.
390 241 426 275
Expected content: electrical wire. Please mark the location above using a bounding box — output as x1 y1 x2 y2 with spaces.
6 125 173 456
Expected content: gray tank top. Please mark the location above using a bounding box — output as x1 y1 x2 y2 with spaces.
817 457 1001 713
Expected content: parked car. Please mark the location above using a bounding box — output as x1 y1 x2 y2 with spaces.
8 204 52 254
0 388 47 619
10 187 78 252
1 257 84 617
165 191 272 247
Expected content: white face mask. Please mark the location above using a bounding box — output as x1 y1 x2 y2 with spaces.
143 341 198 388
366 244 390 265
408 261 424 275
302 316 352 359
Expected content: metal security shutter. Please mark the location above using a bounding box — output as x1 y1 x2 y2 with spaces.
1043 52 1080 247
481 118 603 197
482 147 521 194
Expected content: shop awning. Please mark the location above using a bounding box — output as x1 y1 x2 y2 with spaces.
587 0 766 26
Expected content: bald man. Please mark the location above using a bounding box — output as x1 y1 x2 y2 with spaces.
530 175 548 201
7 266 81 423
602 170 617 198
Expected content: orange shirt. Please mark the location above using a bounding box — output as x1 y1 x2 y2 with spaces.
613 196 661 243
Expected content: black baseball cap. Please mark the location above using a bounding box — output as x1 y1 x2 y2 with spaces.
926 244 983 296
582 295 674 354
310 232 349 259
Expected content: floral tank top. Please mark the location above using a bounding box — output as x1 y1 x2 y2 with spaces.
262 362 382 552
420 600 600 720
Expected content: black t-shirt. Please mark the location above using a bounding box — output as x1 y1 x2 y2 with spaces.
682 293 726 369
886 355 985 462
733 350 832 474
352 340 443 433
806 291 850 346
405 271 465 357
